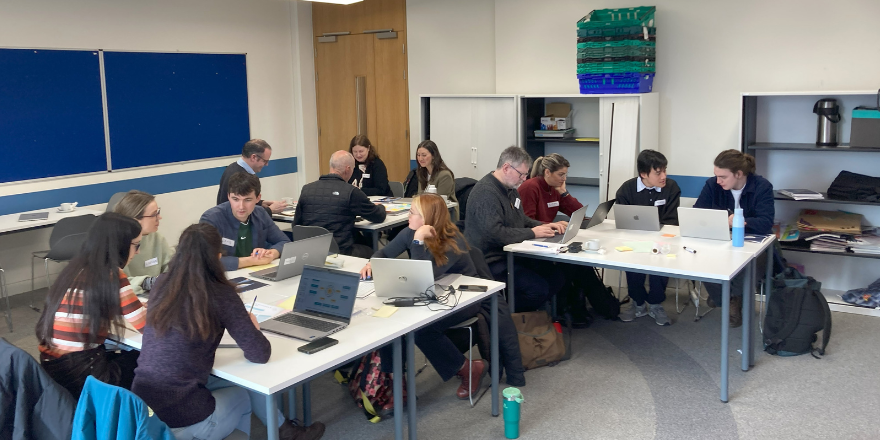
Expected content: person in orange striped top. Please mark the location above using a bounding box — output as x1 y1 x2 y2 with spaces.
36 212 147 398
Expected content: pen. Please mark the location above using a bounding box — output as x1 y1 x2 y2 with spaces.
248 297 258 313
683 246 697 254
533 244 550 248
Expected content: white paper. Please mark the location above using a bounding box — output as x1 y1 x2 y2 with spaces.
144 257 159 267
513 240 564 254
547 201 560 208
515 198 521 209
363 173 371 178
222 237 235 247
654 199 666 206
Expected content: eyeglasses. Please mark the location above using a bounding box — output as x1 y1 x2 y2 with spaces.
408 209 421 216
131 241 141 252
254 154 270 164
140 208 161 219
507 163 528 180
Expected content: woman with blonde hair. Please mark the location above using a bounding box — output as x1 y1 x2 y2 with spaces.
114 190 173 296
360 194 487 401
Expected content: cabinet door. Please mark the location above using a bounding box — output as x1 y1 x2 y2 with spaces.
428 97 518 180
599 96 640 204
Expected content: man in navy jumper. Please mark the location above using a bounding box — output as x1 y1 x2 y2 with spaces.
201 172 290 271
615 150 681 326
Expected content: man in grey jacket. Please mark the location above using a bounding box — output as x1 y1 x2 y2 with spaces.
201 172 290 271
465 146 568 312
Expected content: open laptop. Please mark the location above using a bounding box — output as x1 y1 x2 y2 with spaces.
613 205 661 231
260 265 360 341
250 234 333 282
370 258 437 298
582 199 615 229
678 207 731 241
535 205 588 244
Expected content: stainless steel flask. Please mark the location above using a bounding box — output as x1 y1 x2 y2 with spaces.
813 98 841 147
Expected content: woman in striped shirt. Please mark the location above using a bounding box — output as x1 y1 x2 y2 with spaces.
36 212 147 398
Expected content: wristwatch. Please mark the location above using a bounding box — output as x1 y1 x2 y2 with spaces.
413 239 424 245
560 191 570 198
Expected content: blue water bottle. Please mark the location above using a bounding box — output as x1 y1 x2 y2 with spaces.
732 208 745 247
502 387 524 439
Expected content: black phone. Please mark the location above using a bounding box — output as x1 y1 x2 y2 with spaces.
458 285 488 292
297 337 338 354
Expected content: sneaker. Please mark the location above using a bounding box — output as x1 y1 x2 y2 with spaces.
619 301 647 322
647 304 671 326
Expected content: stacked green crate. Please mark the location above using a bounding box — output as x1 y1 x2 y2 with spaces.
576 6 656 93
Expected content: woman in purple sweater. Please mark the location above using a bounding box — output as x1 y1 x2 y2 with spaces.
132 223 324 440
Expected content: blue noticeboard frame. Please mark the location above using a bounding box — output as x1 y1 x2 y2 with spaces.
0 48 107 183
104 52 250 170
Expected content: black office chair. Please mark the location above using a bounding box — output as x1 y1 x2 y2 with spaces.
105 192 128 212
389 181 404 198
31 215 97 312
292 225 340 255
1 266 11 332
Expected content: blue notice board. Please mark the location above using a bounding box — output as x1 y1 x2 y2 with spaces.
104 52 250 170
0 49 107 183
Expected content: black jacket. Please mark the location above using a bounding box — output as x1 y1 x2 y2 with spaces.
615 177 682 226
403 169 419 198
0 338 75 440
216 161 271 215
293 174 386 254
694 174 775 234
464 173 542 265
372 228 477 279
348 158 391 197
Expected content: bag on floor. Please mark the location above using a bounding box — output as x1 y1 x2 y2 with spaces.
344 350 405 423
841 277 880 308
763 268 831 358
511 311 566 369
582 268 621 320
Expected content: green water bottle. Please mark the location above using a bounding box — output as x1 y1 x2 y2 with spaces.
502 387 524 439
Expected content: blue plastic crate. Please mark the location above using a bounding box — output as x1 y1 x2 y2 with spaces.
578 73 654 94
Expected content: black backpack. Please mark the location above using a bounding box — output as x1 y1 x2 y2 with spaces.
763 268 832 358
582 268 621 320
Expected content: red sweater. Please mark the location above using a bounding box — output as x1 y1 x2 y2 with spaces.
519 176 584 223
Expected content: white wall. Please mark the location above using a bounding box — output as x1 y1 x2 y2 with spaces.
493 0 880 177
0 0 317 296
405 0 496 156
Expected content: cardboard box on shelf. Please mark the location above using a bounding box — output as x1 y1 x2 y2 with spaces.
540 102 573 131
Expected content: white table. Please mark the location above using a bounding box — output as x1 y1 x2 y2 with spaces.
273 198 459 251
503 220 775 403
119 255 503 440
0 207 104 330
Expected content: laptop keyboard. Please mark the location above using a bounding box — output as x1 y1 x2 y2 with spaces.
273 313 339 332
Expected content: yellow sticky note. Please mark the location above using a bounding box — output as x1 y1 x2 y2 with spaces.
666 253 677 259
248 262 279 272
278 295 297 311
615 246 633 252
373 305 398 318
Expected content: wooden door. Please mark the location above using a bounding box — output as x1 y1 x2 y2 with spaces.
373 30 409 181
314 34 375 175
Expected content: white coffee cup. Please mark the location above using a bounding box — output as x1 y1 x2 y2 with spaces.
425 185 437 194
59 202 77 212
587 239 600 250
282 197 295 205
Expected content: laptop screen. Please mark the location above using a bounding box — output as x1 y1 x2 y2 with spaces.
294 266 360 319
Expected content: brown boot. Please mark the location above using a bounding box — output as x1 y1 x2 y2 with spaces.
456 359 488 400
730 296 743 328
279 419 325 440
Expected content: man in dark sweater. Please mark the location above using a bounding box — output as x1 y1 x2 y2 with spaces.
615 149 681 326
465 146 568 312
294 151 386 258
217 139 286 215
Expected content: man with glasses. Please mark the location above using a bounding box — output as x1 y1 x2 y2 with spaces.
216 139 286 215
464 146 569 312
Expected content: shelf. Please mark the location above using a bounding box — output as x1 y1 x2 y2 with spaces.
567 177 600 187
774 191 880 207
779 241 880 260
747 142 880 152
526 137 599 145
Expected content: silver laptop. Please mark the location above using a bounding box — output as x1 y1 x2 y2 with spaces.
535 205 589 244
250 234 333 282
582 199 615 229
613 205 661 231
371 258 436 298
678 207 731 241
260 265 360 341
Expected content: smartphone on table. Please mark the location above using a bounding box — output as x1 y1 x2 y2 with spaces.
458 285 488 292
297 337 338 354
